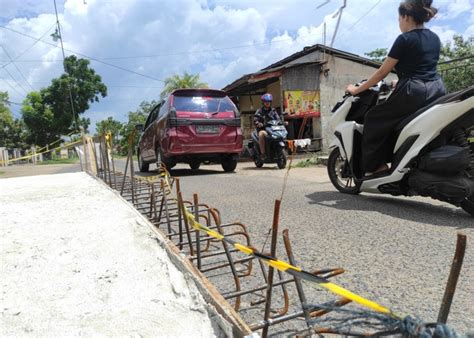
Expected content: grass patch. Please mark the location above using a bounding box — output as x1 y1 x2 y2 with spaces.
39 157 80 165
111 153 127 159
291 156 321 168
0 171 4 175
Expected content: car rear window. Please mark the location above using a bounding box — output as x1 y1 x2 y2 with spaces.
173 96 236 113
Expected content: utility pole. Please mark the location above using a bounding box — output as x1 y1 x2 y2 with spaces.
53 0 79 133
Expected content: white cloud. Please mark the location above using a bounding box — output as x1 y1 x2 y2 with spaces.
431 25 461 43
464 24 474 37
0 0 471 132
437 0 473 20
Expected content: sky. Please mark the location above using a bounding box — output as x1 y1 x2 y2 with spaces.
0 0 472 132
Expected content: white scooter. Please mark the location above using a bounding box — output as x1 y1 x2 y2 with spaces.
327 82 474 216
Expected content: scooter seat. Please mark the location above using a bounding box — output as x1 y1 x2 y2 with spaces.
394 86 474 137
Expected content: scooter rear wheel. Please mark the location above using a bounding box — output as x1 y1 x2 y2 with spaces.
327 148 360 194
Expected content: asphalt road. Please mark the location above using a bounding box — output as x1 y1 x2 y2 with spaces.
137 160 474 335
2 159 473 334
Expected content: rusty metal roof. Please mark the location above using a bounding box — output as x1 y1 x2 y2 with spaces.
223 44 381 94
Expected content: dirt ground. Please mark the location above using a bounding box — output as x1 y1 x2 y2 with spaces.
0 163 81 179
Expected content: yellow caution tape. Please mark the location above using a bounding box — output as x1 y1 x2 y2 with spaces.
1 139 83 165
148 170 404 319
34 130 79 154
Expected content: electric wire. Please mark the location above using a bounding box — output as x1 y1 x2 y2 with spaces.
2 67 28 95
0 26 324 63
1 45 35 91
0 25 166 83
346 0 382 31
1 76 25 98
0 22 57 69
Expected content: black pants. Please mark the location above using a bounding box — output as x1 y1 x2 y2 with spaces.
361 77 446 172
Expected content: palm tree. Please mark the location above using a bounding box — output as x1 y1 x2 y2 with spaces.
160 72 208 99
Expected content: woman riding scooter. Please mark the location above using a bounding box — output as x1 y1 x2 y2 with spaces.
346 0 446 176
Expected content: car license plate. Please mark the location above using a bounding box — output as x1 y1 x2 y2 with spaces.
196 125 219 134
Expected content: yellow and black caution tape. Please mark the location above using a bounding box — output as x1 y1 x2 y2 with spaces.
33 130 80 154
184 210 402 318
157 170 404 320
1 139 83 165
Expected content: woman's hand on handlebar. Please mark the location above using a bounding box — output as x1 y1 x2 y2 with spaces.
346 84 359 96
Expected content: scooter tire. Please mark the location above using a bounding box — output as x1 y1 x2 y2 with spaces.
276 149 287 169
254 158 264 168
327 148 360 195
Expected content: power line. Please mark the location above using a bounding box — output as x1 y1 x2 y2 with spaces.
346 0 382 31
1 45 35 91
4 99 24 118
2 67 28 95
0 77 25 98
0 24 166 83
5 99 22 105
29 82 163 89
0 23 57 69
0 28 324 63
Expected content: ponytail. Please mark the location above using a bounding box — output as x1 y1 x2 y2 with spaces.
398 0 438 24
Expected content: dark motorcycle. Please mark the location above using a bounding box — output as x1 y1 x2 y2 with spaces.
248 120 288 169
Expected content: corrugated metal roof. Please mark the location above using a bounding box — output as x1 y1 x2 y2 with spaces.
223 44 381 93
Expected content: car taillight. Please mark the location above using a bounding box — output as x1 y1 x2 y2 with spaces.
168 107 177 127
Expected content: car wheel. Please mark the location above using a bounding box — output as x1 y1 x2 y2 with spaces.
222 158 237 172
327 148 360 194
189 161 201 170
138 149 149 172
156 146 173 171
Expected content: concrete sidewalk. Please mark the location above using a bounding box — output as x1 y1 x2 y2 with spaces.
0 172 240 336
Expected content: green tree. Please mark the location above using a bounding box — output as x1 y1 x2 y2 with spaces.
160 72 208 99
96 116 123 144
364 48 388 63
22 55 107 147
119 100 158 155
0 92 27 149
438 35 474 92
22 91 56 147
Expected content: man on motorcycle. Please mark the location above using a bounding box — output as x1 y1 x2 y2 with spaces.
253 93 284 159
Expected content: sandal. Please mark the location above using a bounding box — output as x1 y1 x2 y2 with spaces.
364 164 389 177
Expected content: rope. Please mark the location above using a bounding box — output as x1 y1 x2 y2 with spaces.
306 304 459 337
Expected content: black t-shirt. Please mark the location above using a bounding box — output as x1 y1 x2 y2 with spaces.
388 28 441 81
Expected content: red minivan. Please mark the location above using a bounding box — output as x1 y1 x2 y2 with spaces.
137 88 243 172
